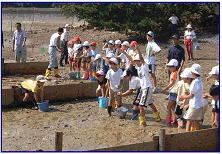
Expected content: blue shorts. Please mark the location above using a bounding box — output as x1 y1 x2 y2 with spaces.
168 93 177 101
21 86 32 94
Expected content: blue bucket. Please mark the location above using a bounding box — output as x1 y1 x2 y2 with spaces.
37 100 49 112
98 97 109 108
195 45 200 50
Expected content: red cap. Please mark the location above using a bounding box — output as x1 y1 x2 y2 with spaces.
73 37 81 42
130 41 138 46
90 42 97 46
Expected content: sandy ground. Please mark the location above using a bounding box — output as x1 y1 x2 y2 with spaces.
2 12 219 151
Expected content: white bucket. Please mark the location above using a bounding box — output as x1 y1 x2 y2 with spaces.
116 107 128 119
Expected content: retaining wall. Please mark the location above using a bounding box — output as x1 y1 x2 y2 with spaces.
3 62 48 75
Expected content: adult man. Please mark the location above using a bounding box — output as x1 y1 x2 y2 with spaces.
145 31 161 93
45 28 64 79
168 13 179 36
166 34 185 78
59 24 72 67
12 23 27 63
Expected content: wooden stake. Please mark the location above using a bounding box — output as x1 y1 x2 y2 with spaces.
55 132 63 151
159 129 166 151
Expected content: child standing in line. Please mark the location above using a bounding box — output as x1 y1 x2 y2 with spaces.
162 59 179 126
102 53 115 74
81 41 91 80
95 70 109 98
118 69 141 120
102 40 116 56
132 46 161 125
174 68 192 128
180 64 207 132
90 42 100 80
117 41 131 71
114 40 122 56
105 58 123 116
68 40 75 72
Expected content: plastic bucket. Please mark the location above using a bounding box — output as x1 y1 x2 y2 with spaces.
98 97 109 108
195 45 200 50
116 107 128 119
37 100 49 112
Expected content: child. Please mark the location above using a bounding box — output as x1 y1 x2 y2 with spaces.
129 41 139 59
114 40 122 56
174 68 192 128
162 59 179 126
180 64 207 132
81 41 91 80
105 58 123 116
207 65 219 85
118 69 141 120
21 75 47 108
68 40 75 72
90 42 100 80
117 41 131 71
102 40 116 56
131 46 161 125
184 24 196 60
102 53 115 74
95 70 109 97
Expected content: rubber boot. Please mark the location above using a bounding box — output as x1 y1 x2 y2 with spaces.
54 69 61 78
81 72 87 80
131 109 139 120
166 116 171 127
139 115 146 126
85 72 89 80
153 112 161 122
76 72 81 79
190 126 195 131
45 69 51 80
107 106 113 116
171 115 177 124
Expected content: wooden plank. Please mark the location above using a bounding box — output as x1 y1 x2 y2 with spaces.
159 129 166 151
55 132 63 151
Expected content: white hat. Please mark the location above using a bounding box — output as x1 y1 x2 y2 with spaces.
133 54 140 61
166 59 178 67
106 53 115 58
121 41 130 47
186 24 192 29
180 68 192 78
36 75 47 82
74 44 82 52
64 24 72 28
82 41 90 47
209 65 219 75
115 40 122 45
147 31 154 38
108 40 114 45
94 54 102 61
95 70 105 76
109 58 118 65
190 63 201 76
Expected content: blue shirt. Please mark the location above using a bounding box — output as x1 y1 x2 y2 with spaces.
167 45 185 68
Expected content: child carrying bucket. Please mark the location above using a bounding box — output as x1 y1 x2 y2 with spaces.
95 70 109 98
105 58 123 116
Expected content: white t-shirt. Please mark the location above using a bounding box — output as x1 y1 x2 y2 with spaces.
106 68 123 92
169 16 179 24
184 30 196 40
118 48 131 69
68 47 74 57
60 29 68 42
145 41 161 65
104 48 116 56
189 77 204 109
13 29 27 51
136 63 152 90
49 33 60 47
129 76 141 90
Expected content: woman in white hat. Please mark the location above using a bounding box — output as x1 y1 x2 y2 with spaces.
184 24 196 60
179 64 208 132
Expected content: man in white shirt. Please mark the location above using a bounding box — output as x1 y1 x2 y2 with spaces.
45 28 64 79
168 13 179 36
59 24 72 67
145 31 161 93
12 23 27 63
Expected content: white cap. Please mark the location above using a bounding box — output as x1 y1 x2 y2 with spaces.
166 59 178 67
121 41 130 47
147 31 154 38
95 70 105 76
94 54 102 61
82 41 90 47
109 58 118 65
115 40 122 45
190 63 201 76
36 75 47 82
64 24 72 28
106 53 115 58
133 54 140 61
108 40 114 45
180 68 192 78
186 24 192 29
74 44 82 52
209 65 219 75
